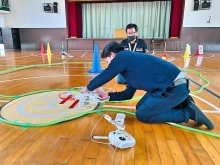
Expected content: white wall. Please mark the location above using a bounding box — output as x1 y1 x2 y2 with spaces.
0 14 4 27
183 0 220 27
3 0 66 28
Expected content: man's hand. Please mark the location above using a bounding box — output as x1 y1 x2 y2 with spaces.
81 87 90 93
95 88 109 100
96 91 109 100
81 87 109 101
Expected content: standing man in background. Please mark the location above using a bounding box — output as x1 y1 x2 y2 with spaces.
118 23 148 84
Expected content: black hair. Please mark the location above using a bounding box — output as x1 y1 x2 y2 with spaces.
126 23 138 32
101 41 124 58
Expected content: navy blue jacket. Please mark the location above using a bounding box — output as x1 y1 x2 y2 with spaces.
87 50 180 101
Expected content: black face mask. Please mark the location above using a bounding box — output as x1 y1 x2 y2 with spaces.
128 36 136 42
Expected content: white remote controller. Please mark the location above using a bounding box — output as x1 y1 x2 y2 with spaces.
115 113 126 125
104 114 125 130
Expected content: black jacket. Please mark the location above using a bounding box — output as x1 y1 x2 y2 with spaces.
120 37 148 53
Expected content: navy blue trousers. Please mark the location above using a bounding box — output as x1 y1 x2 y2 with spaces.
136 82 190 123
117 74 127 84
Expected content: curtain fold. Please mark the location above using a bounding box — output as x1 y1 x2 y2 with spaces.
68 2 82 38
82 1 171 38
169 0 184 38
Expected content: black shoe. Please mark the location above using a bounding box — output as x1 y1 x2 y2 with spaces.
188 100 214 130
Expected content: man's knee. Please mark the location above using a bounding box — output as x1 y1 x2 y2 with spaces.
136 110 151 123
136 102 141 109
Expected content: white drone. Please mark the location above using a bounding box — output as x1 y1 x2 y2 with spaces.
59 87 110 110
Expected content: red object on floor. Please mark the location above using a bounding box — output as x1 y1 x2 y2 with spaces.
41 43 46 63
163 51 167 57
195 50 202 56
162 51 167 60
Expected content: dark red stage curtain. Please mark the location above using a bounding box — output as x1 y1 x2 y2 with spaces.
75 3 82 38
68 2 82 38
169 0 185 38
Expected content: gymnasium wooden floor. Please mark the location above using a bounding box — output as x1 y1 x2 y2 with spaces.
0 49 219 165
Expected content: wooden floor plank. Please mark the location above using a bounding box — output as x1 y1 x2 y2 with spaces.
133 120 149 165
119 105 135 165
84 114 108 161
0 127 40 162
167 140 188 165
152 124 175 165
171 127 202 165
0 127 25 154
84 141 101 159
144 132 161 165
1 140 34 165
13 161 41 165
57 118 88 164
80 158 96 165
160 124 176 140
195 134 220 165
0 126 21 144
93 113 117 165
67 140 90 165
42 138 69 165
11 128 49 164
206 113 220 134
59 116 93 164
27 124 62 163
93 143 115 165
161 124 188 164
183 131 215 165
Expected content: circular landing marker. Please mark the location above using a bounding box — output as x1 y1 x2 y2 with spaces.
0 91 99 125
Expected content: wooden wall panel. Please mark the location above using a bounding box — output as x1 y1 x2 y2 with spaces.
66 38 94 50
181 27 220 52
19 28 68 50
65 38 180 51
